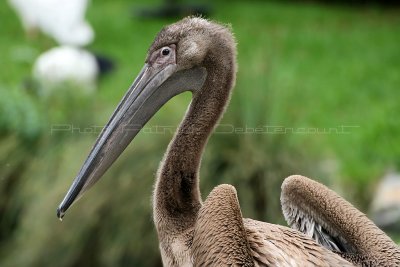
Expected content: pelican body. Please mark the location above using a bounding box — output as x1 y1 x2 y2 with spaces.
57 18 400 266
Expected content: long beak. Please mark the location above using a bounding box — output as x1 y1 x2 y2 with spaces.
57 64 207 220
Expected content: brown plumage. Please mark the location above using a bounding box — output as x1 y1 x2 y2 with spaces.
192 184 354 267
57 17 399 267
192 184 254 266
281 175 400 266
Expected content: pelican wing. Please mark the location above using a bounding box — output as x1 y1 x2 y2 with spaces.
192 184 254 266
243 218 355 267
281 175 400 266
192 184 354 267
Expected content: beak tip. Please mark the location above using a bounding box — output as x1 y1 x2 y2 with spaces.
57 207 65 221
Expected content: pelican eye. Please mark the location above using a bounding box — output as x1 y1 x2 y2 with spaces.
161 47 170 56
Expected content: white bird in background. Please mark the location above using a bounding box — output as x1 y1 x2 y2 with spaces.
33 46 98 95
8 0 94 46
8 0 112 94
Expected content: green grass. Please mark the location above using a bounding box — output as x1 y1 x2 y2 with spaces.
1 0 399 266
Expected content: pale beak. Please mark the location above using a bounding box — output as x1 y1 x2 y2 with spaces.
57 64 207 220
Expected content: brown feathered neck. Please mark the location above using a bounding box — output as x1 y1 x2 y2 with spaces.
152 18 237 237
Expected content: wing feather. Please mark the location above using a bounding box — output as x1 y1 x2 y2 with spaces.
192 184 254 266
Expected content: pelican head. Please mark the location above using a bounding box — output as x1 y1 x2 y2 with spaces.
57 17 236 219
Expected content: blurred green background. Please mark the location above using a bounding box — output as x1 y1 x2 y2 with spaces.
1 0 399 266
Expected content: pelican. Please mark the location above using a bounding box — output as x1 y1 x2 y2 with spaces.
57 17 400 266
